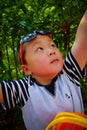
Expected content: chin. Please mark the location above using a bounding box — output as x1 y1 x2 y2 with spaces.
50 71 60 79
55 68 63 76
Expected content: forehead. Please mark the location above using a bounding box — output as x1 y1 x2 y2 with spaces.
25 35 52 48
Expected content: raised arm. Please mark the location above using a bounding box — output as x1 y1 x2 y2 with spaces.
71 10 87 70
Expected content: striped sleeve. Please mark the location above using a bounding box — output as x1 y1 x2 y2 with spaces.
0 77 29 109
63 51 86 86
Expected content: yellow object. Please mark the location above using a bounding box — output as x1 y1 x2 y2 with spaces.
45 112 87 130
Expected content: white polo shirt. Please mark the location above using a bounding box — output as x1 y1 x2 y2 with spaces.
1 51 86 130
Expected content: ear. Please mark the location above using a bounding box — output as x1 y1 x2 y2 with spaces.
22 64 32 75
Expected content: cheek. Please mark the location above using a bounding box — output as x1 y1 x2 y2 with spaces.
29 56 48 71
34 58 48 69
30 60 49 77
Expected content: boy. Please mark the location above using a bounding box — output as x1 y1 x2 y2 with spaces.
0 11 87 130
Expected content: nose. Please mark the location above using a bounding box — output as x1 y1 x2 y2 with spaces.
48 49 56 56
50 51 55 56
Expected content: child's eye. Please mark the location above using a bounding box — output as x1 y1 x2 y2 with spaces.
51 43 56 48
36 47 43 52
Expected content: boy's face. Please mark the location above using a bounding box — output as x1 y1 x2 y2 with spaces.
22 35 63 84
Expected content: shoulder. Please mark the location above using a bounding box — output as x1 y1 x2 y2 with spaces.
63 50 86 86
0 76 30 109
1 76 29 89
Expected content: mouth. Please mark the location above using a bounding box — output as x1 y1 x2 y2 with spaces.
50 59 59 64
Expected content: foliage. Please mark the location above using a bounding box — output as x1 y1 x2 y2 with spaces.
1 0 87 79
0 0 87 129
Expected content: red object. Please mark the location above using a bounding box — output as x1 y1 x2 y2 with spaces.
53 112 87 130
54 123 84 130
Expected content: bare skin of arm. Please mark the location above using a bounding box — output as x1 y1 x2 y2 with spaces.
71 10 87 70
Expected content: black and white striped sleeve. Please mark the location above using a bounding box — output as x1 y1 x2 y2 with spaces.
0 77 29 110
63 51 86 86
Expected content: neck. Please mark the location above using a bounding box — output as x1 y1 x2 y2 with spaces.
31 75 57 86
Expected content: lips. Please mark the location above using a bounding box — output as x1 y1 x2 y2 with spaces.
50 59 59 64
